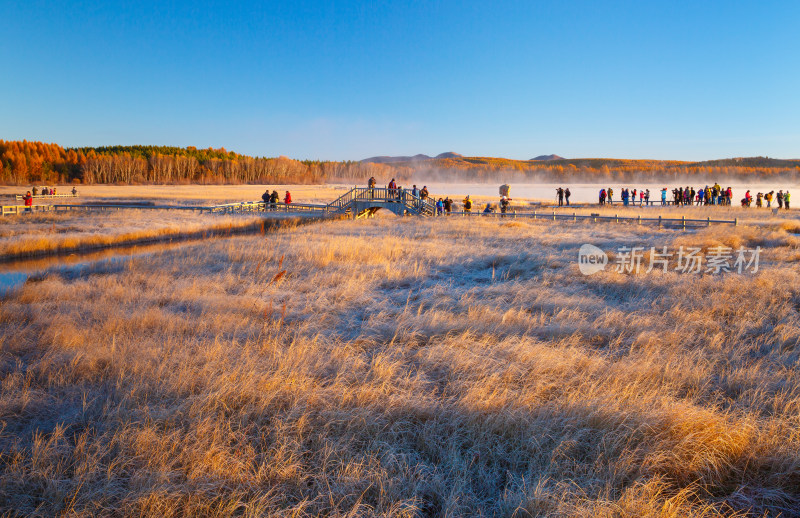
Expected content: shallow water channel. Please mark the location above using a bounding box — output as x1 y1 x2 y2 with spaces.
0 214 324 296
0 237 209 296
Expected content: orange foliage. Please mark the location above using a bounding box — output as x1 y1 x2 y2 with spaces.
1 140 797 185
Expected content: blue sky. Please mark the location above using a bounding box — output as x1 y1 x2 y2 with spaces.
2 1 798 161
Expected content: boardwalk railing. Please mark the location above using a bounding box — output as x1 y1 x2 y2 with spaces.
1 205 59 216
44 201 330 214
444 210 737 228
598 199 734 207
207 201 330 214
15 193 78 200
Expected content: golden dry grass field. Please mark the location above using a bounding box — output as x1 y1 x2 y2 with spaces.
2 205 800 516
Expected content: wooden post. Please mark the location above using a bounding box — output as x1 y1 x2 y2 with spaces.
707 217 710 227
615 214 618 223
552 211 556 221
682 215 686 230
637 215 641 225
573 212 576 222
734 218 738 226
658 215 662 228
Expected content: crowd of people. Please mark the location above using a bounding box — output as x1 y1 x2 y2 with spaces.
355 180 794 214
17 186 79 212
595 184 792 209
24 185 78 197
34 186 57 196
740 189 791 209
260 189 292 209
599 187 653 205
359 180 794 214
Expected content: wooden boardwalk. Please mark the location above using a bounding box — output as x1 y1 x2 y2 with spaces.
1 187 738 227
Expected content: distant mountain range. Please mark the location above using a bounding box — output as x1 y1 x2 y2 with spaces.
360 154 800 169
361 152 462 164
362 152 568 163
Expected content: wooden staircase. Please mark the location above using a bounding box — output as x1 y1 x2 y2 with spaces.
326 187 437 218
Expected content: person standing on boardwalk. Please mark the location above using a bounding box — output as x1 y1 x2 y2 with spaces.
443 197 452 215
565 188 571 206
32 186 38 196
388 178 397 198
785 191 791 209
368 176 376 198
261 189 270 210
23 191 33 212
270 190 279 210
71 186 78 196
284 191 292 205
607 188 613 204
599 189 606 205
463 195 472 212
556 187 564 206
500 195 510 214
661 188 667 205
420 186 429 200
777 190 784 209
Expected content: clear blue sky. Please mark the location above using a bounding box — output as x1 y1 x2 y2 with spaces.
2 1 798 161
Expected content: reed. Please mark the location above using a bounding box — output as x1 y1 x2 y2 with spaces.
1 216 799 516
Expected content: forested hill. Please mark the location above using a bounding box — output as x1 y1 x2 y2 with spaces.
1 140 798 185
78 145 243 161
0 141 399 185
695 157 800 168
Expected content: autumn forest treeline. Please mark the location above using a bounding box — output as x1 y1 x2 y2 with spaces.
0 141 401 185
2 140 798 186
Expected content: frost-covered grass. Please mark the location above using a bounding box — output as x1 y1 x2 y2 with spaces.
1 217 800 516
0 210 289 259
